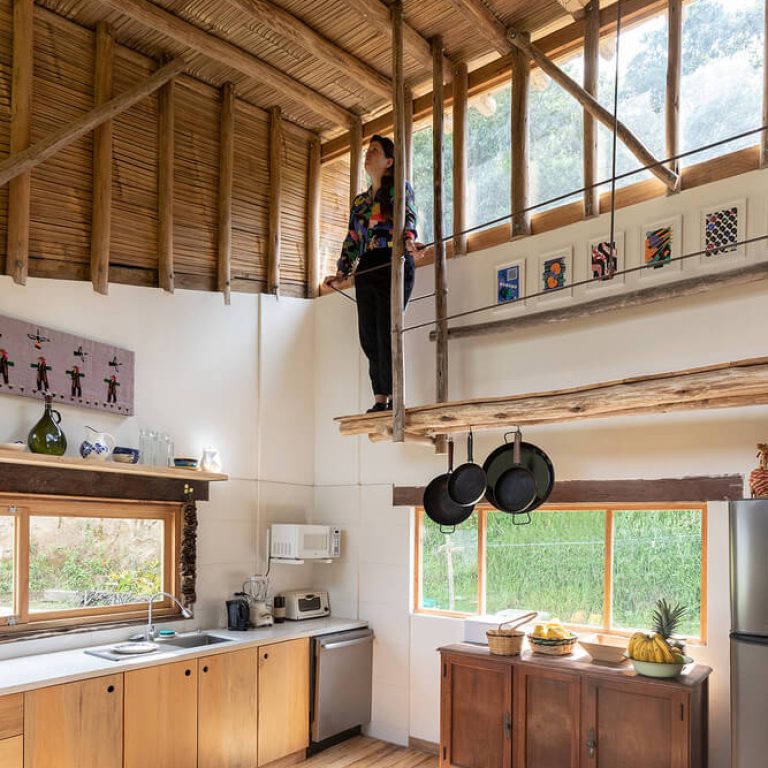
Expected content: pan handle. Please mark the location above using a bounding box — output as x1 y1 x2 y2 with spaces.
439 525 456 535
512 428 522 465
448 436 454 472
467 429 473 463
512 510 532 526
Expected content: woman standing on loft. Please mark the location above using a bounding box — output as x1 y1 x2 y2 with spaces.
324 135 419 413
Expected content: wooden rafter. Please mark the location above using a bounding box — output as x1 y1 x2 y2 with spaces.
337 357 768 439
0 57 188 188
447 0 508 57
158 71 175 293
96 0 355 127
217 83 235 305
225 0 391 100
556 0 591 20
268 106 283 295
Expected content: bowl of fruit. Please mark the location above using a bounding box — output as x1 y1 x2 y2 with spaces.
627 600 693 678
528 620 578 655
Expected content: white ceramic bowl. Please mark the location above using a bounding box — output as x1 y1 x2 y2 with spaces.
579 634 629 665
630 655 692 678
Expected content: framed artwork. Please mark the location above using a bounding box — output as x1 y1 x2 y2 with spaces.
538 247 572 301
700 200 746 262
495 260 526 307
586 232 625 289
639 215 682 280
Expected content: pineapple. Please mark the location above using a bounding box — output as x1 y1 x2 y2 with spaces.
652 599 687 653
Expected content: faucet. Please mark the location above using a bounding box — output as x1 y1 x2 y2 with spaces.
145 592 193 642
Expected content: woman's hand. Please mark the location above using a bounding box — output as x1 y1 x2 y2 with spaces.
404 238 420 254
323 271 345 287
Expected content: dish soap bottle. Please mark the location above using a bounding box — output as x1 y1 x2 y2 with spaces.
28 395 67 456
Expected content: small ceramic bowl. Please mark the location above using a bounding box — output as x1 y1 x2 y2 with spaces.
174 457 199 469
113 447 140 464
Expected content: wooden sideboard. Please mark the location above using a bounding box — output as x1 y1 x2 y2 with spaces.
439 643 711 768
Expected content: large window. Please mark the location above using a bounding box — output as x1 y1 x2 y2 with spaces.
0 496 181 633
415 504 706 640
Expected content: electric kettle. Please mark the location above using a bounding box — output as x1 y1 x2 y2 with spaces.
226 597 250 631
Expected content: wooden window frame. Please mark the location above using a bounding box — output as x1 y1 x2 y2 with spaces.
413 503 708 643
0 493 182 635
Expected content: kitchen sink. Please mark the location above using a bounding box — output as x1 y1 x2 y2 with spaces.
159 633 233 649
84 632 233 662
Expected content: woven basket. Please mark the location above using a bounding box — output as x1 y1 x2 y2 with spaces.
486 611 538 656
528 633 578 656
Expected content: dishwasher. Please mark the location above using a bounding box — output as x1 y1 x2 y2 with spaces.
309 628 374 753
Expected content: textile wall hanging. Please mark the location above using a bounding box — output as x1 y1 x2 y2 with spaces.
0 314 135 415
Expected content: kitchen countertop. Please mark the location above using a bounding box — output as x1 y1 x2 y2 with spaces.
0 617 367 696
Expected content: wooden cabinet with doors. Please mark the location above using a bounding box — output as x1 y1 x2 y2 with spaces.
124 659 198 768
24 675 123 768
0 693 23 768
439 645 710 768
257 637 310 766
441 650 513 768
198 647 259 768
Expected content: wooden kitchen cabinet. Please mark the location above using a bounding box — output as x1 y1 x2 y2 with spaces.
124 660 198 768
24 675 122 768
441 652 513 768
514 665 580 768
257 637 310 766
198 647 259 768
440 645 710 768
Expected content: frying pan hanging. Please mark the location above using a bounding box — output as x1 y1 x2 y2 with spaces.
448 429 487 507
423 439 475 535
493 428 537 517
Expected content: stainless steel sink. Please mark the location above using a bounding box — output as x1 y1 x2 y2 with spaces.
159 633 233 649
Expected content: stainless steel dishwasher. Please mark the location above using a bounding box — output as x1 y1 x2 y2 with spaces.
309 628 373 752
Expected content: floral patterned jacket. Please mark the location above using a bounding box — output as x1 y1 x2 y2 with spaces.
337 181 418 275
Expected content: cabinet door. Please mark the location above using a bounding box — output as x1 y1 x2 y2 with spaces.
581 677 689 768
515 666 580 768
198 647 259 768
124 660 198 768
0 737 23 768
440 653 513 768
257 638 309 766
24 675 122 768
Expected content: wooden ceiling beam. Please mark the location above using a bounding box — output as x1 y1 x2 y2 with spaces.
225 0 391 101
96 0 355 127
447 0 510 57
556 0 591 20
0 57 188 188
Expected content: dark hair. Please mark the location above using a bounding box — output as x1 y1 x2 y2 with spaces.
370 135 395 220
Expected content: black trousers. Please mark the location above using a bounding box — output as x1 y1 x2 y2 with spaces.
355 248 415 396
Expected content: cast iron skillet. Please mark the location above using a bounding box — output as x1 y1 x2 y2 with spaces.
483 431 555 519
493 428 537 521
448 430 487 507
423 439 475 534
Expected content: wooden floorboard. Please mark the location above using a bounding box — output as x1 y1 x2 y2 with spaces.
304 737 438 768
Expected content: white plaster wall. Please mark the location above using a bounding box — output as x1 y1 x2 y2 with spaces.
312 165 768 766
0 281 314 655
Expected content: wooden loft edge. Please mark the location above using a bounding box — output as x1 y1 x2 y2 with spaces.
335 356 768 439
393 475 745 506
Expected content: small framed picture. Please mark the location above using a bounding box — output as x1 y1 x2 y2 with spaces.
700 200 746 263
586 232 625 290
537 247 572 301
639 216 682 280
495 260 526 308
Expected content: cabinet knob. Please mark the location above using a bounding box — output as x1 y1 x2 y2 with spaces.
263 653 269 660
202 665 209 673
586 727 597 759
503 712 511 739
107 685 115 693
185 669 192 677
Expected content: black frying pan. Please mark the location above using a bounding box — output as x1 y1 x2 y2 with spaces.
493 428 537 521
423 439 474 534
448 430 487 507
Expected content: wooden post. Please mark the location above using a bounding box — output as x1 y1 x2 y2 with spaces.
217 83 235 305
268 106 283 296
667 0 682 180
511 34 531 237
404 86 414 183
306 136 322 298
452 62 468 256
349 115 363 205
90 22 114 295
583 2 599 218
158 69 175 293
391 0 406 443
7 0 33 285
763 0 768 168
433 36 448 455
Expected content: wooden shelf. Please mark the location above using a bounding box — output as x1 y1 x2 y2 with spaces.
336 356 768 441
0 450 227 482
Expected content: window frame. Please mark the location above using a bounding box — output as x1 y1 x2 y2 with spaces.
0 493 182 635
413 502 708 643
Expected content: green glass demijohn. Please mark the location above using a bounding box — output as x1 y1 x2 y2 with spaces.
28 395 67 456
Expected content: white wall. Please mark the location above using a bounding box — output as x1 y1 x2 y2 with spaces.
0 282 315 657
312 165 768 767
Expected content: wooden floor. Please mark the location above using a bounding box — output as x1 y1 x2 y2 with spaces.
303 737 438 767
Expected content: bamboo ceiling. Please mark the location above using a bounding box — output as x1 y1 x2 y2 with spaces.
37 0 578 136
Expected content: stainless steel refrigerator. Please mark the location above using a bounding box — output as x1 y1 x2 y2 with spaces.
730 499 768 767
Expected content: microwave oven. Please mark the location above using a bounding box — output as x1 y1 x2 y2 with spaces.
270 524 341 561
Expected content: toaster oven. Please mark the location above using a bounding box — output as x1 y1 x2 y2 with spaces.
281 589 330 620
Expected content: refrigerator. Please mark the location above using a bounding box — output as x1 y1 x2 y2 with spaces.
730 499 768 767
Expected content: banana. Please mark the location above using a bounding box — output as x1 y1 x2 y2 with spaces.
652 633 676 663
